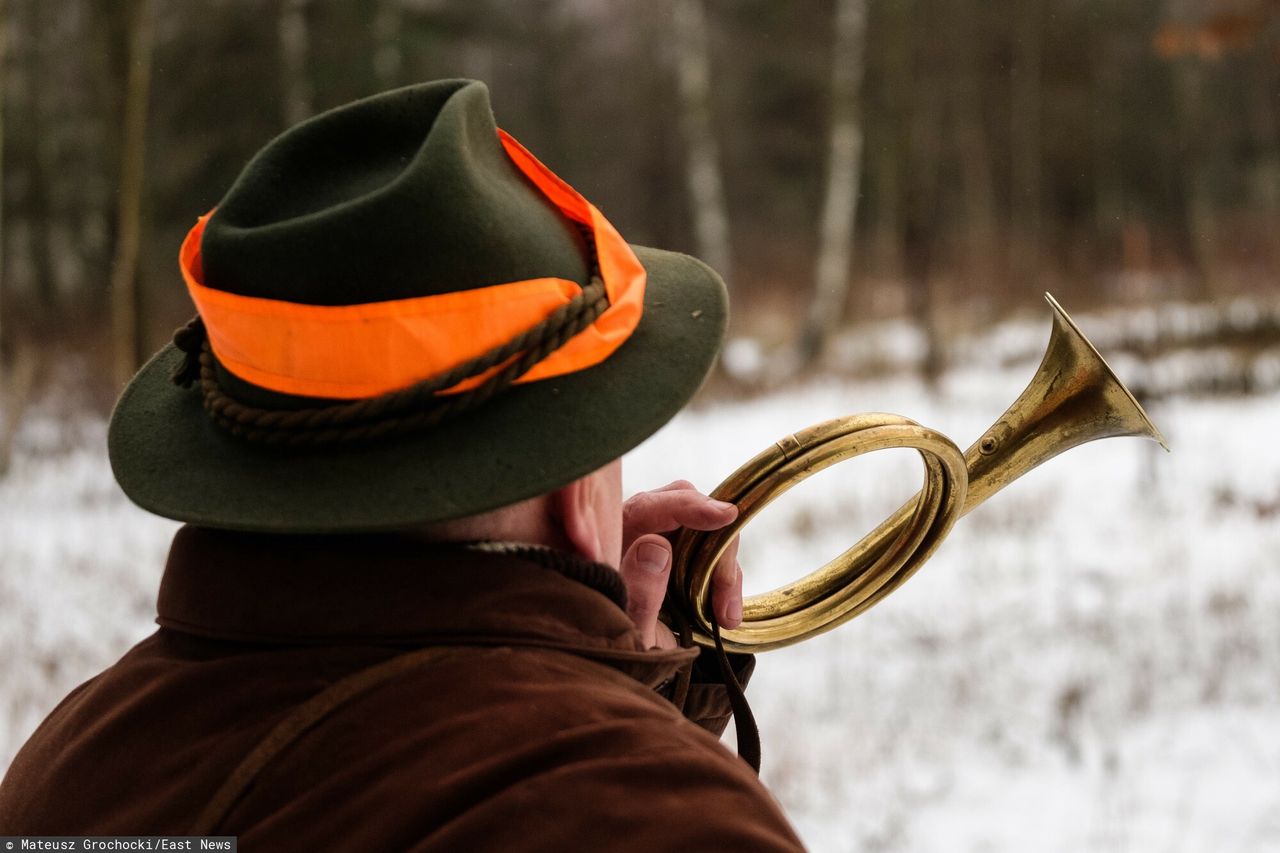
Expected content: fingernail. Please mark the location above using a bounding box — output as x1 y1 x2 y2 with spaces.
637 542 669 573
728 598 743 624
708 499 736 513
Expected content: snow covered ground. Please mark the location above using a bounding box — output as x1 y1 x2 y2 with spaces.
3 302 1278 851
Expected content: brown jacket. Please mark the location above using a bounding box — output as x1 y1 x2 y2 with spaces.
0 527 803 851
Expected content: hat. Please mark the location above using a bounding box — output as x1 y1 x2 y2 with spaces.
108 80 727 533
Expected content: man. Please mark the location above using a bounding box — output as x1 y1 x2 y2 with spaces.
0 80 804 849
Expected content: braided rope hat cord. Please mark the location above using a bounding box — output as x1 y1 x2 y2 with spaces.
171 225 610 448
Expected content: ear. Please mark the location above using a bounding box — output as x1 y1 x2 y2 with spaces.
552 475 603 562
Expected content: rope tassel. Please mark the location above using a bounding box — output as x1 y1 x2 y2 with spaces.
170 315 207 388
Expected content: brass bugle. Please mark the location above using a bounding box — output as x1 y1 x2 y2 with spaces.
669 293 1169 653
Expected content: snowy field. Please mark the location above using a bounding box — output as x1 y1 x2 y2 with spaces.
3 301 1279 851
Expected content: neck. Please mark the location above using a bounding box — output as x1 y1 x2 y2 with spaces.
404 493 580 561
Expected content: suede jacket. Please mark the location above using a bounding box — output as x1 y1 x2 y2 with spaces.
0 526 804 851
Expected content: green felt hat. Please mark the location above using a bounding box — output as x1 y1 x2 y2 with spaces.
108 79 727 533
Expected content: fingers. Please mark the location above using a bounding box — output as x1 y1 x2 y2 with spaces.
621 482 744 639
619 533 676 649
711 535 744 629
622 487 738 537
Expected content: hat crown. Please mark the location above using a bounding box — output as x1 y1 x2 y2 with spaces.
201 79 589 306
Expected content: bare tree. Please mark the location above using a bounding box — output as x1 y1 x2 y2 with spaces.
0 0 7 370
905 25 947 390
0 346 36 479
869 1 912 279
1173 59 1221 294
109 0 154 387
797 0 868 366
23 0 57 312
372 0 404 91
0 0 9 473
1246 47 1280 219
1009 0 1043 286
0 0 43 478
279 0 313 126
946 2 997 278
1090 31 1125 249
672 0 733 286
1157 2 1267 294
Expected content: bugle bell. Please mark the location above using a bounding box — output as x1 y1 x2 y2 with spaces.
668 293 1169 653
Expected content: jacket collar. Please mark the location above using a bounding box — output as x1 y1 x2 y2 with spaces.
157 525 697 687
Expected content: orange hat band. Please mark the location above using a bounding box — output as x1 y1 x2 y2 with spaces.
179 130 646 401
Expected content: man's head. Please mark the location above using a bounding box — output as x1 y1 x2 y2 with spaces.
108 80 727 534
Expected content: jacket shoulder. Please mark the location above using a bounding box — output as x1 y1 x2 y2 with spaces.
232 646 805 851
481 725 806 852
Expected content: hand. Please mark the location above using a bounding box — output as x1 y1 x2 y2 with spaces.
619 480 744 650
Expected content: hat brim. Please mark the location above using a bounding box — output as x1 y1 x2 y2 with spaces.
108 246 727 533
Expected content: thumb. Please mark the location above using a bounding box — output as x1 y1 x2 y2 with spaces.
619 533 673 649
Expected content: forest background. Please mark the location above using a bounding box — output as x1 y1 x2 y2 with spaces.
3 3 1280 850
1 0 1278 434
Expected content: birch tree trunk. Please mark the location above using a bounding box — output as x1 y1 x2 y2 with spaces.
672 0 732 285
797 0 868 366
278 0 313 127
372 0 403 91
109 0 154 387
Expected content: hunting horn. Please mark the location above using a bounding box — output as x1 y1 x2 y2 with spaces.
668 293 1169 653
